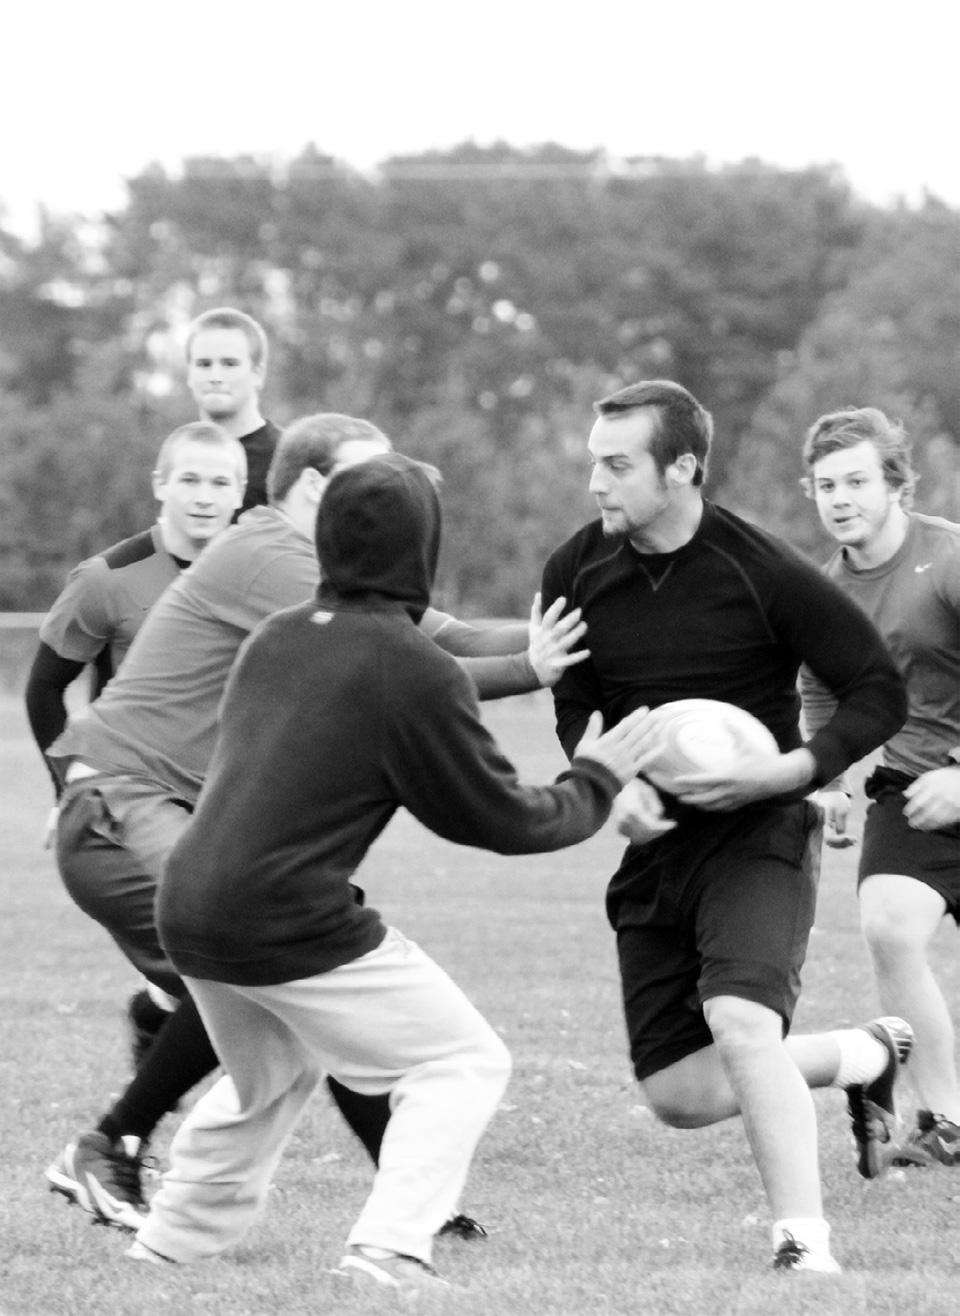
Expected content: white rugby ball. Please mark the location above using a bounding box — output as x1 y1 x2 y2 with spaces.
641 699 778 794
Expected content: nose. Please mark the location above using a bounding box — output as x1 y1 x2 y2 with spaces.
588 465 606 495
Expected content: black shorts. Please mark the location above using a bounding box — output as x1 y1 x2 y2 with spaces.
858 768 960 923
611 800 822 1082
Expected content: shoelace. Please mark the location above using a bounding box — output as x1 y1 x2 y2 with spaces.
105 1143 149 1206
773 1232 808 1270
439 1213 487 1239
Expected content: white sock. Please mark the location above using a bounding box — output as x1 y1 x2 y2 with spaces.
829 1028 887 1088
773 1217 832 1256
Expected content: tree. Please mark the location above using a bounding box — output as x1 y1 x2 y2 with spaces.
726 200 960 556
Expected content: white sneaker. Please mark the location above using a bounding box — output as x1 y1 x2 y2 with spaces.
126 1239 176 1265
773 1234 841 1273
333 1244 450 1290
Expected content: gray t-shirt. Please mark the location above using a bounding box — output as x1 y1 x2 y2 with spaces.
50 506 536 802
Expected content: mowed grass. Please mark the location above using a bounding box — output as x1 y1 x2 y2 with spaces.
1 691 959 1316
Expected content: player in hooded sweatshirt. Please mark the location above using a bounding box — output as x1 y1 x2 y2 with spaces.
125 452 652 1291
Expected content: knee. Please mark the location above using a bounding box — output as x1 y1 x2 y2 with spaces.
644 1094 711 1129
860 906 924 965
640 1063 729 1129
862 926 913 968
703 996 781 1063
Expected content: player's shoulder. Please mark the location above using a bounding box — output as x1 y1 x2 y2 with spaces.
544 519 609 574
910 512 960 552
382 608 471 688
703 502 816 577
98 528 161 572
910 514 960 599
195 507 291 571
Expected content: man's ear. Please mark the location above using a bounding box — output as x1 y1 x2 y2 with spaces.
665 454 698 486
301 467 328 503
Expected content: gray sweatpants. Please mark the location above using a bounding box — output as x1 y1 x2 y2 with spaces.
137 927 512 1265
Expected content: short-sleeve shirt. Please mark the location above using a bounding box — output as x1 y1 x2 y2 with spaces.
40 525 182 677
819 513 960 777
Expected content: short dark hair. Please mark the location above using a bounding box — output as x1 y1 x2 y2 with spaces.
595 380 712 485
801 407 916 509
186 307 268 369
154 421 247 484
267 413 391 503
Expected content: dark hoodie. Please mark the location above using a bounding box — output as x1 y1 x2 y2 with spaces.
158 454 622 986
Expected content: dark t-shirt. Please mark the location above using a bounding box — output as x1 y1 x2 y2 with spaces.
237 420 281 516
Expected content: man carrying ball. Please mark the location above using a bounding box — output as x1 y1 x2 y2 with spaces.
541 380 909 1273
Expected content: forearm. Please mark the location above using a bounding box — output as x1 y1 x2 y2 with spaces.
458 652 540 700
25 644 84 792
423 608 528 657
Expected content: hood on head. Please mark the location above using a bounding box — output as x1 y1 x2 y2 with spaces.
315 452 441 621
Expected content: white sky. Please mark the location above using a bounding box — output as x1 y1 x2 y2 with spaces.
3 0 958 236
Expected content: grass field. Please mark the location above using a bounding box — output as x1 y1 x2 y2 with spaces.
1 691 958 1315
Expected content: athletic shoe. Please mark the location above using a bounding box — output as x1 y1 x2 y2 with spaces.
846 1016 914 1179
438 1212 487 1240
333 1244 450 1290
126 988 169 1070
892 1109 960 1168
46 1131 149 1230
126 1239 177 1264
773 1233 841 1273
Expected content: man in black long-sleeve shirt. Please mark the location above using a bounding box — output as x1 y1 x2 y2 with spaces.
541 380 910 1274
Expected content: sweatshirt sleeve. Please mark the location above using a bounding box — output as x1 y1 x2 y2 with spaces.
385 654 621 854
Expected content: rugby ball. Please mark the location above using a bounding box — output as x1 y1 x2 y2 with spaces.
640 700 778 794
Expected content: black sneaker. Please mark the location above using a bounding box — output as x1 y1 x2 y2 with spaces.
773 1232 841 1273
126 989 170 1070
438 1212 487 1240
46 1131 149 1230
846 1016 914 1178
893 1109 960 1168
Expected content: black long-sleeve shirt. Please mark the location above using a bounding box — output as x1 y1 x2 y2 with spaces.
541 501 906 793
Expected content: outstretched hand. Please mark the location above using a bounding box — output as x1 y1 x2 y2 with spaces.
573 707 656 787
528 593 589 688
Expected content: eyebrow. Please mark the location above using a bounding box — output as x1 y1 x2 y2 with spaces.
814 468 870 480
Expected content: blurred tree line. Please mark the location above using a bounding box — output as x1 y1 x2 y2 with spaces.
1 143 957 614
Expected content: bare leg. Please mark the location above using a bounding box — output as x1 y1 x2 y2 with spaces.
860 874 959 1121
705 998 822 1218
641 1023 841 1128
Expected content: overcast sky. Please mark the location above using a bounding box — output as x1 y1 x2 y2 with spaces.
4 0 958 236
